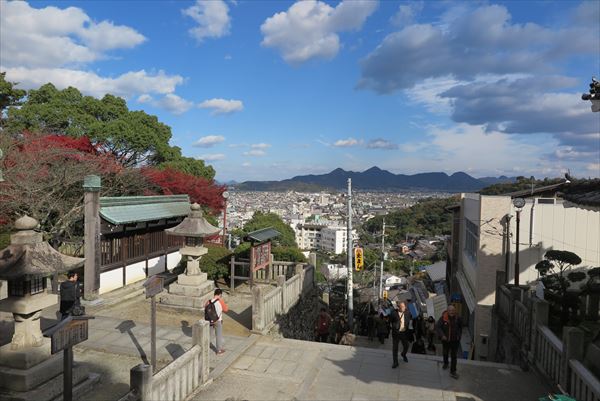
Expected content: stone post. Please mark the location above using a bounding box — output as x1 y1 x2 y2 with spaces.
560 327 585 392
323 292 329 305
278 275 286 312
193 320 210 384
530 298 549 363
252 285 264 332
509 286 524 328
309 252 317 268
83 175 101 299
130 363 152 401
495 271 506 306
295 264 305 295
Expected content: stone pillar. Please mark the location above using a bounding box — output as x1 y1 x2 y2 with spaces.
322 292 329 305
130 363 152 401
252 286 264 332
495 271 506 305
509 286 524 327
193 320 210 384
83 175 101 299
309 252 317 268
530 298 549 362
560 327 585 392
278 275 286 312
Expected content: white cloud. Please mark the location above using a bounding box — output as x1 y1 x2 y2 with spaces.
390 2 423 27
359 4 599 93
3 67 183 99
366 138 398 150
194 135 226 148
183 0 231 43
242 162 251 167
198 153 226 161
198 98 244 115
243 150 267 157
333 138 361 147
251 143 271 149
260 0 377 64
0 1 145 69
586 163 600 174
135 93 193 114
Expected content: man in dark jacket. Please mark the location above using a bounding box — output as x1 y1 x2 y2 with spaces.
59 272 81 320
390 301 412 368
436 305 462 378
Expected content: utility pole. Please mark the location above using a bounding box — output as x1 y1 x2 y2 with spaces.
346 178 353 331
379 218 385 301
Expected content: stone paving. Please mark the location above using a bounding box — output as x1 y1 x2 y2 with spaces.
192 336 553 401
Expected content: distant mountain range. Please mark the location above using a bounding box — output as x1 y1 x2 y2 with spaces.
232 167 517 192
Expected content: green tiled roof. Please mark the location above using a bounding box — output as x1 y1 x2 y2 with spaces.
100 195 191 225
246 227 281 243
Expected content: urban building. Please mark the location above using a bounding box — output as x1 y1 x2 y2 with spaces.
447 182 600 360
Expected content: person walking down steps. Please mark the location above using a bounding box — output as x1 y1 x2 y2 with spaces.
436 305 463 379
205 288 229 355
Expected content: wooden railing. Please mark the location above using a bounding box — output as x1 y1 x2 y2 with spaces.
536 325 563 385
494 280 600 401
569 360 600 401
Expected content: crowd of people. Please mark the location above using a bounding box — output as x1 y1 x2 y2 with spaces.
315 299 463 379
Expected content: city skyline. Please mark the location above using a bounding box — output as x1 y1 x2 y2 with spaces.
1 0 598 182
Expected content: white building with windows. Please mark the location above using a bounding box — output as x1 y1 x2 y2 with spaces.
320 226 348 254
447 182 600 360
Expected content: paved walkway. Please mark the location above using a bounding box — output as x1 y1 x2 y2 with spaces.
192 336 552 401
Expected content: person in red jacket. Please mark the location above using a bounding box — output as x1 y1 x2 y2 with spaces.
435 305 462 379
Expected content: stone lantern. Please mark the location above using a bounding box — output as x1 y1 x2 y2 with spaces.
0 216 98 400
0 216 84 350
159 203 221 309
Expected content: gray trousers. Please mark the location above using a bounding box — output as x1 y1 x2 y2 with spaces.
212 320 223 351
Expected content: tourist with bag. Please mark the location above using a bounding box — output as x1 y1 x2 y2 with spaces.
204 288 228 355
436 305 463 379
59 271 83 319
390 301 412 368
315 308 332 343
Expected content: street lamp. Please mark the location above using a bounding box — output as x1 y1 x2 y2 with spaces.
222 191 229 248
512 198 526 286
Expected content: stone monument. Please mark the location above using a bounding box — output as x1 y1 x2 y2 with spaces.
159 203 221 309
0 216 99 401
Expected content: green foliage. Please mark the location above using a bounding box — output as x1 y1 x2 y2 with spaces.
3 82 214 180
479 177 563 195
272 246 306 263
362 197 457 243
0 72 26 118
0 231 10 249
200 245 232 280
241 211 297 247
158 155 215 180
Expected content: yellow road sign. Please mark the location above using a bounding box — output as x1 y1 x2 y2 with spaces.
354 247 364 270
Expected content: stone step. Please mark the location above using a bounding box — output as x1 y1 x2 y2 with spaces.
0 362 95 401
168 280 214 298
158 292 214 310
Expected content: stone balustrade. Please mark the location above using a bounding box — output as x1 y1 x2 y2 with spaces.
118 320 210 401
252 264 314 334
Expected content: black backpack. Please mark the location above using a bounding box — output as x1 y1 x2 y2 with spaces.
204 299 219 322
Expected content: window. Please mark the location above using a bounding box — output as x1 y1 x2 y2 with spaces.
465 218 478 261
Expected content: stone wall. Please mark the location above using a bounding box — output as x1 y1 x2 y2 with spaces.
269 288 325 341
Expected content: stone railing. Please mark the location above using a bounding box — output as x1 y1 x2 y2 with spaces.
252 264 314 334
254 261 298 282
492 272 600 401
118 321 210 401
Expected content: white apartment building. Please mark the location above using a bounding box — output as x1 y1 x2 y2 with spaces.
448 183 600 361
320 226 348 254
295 223 325 250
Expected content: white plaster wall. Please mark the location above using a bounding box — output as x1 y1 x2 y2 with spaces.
100 268 123 294
167 251 182 270
126 260 146 285
148 256 166 276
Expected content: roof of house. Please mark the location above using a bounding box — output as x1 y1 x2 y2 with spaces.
246 227 281 243
505 181 567 198
559 179 600 207
100 195 191 225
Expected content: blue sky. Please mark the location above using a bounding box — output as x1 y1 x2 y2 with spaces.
1 0 599 182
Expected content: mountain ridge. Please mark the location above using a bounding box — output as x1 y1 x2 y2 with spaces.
232 167 518 192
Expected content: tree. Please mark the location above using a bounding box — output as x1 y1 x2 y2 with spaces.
3 82 215 179
241 212 298 247
200 245 232 280
141 167 225 213
0 132 149 243
0 72 26 122
535 250 584 326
